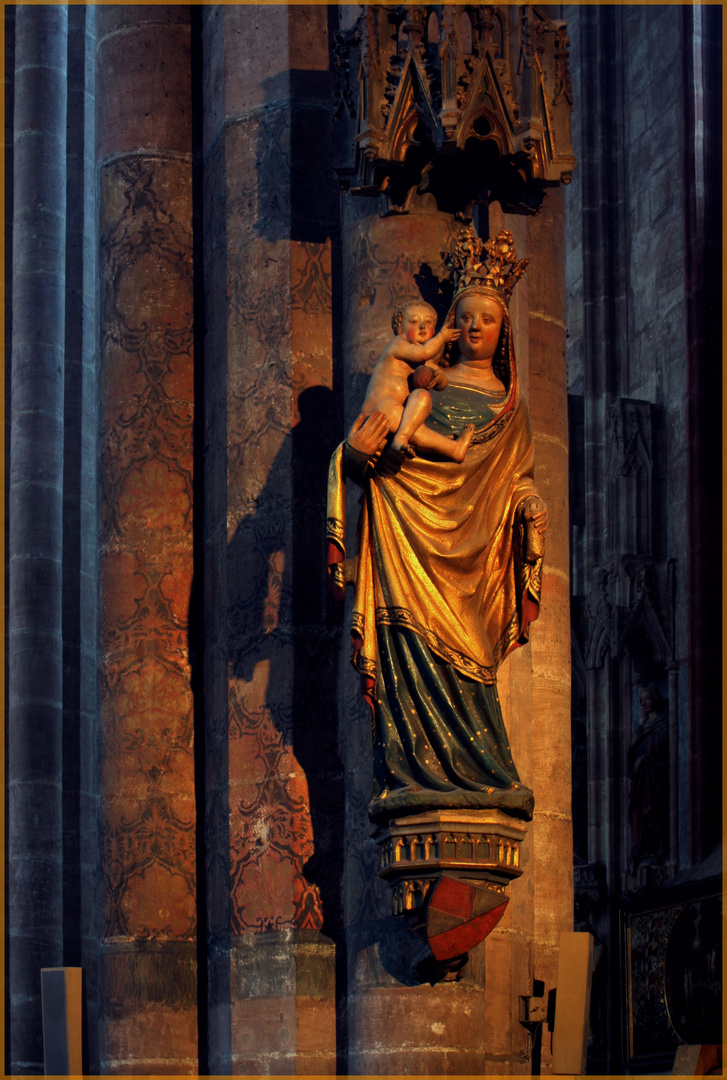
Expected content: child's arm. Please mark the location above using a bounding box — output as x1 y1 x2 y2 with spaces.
393 326 460 364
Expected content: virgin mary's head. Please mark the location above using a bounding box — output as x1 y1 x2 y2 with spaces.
444 285 513 384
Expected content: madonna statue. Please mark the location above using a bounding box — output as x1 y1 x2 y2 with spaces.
328 229 547 828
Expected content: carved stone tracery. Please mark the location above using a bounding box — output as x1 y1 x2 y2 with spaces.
587 399 673 672
335 4 575 213
585 555 675 672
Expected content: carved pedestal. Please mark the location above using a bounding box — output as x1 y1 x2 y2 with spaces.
374 810 527 973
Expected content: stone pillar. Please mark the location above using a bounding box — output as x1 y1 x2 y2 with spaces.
96 7 197 1072
200 6 341 1072
341 203 491 1075
63 5 100 1070
8 6 68 1071
198 7 231 1068
340 194 572 1074
683 3 722 864
667 662 679 873
482 194 572 1074
4 5 15 399
519 190 572 1072
482 208 535 1076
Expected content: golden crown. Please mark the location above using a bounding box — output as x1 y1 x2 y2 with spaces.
442 227 528 304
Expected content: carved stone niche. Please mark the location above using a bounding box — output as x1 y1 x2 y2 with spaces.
587 397 671 670
605 399 667 560
333 4 575 214
586 555 675 673
372 809 527 976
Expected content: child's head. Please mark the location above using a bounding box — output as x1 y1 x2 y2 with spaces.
391 300 438 343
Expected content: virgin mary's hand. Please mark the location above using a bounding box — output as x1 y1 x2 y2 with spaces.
520 495 548 564
347 411 389 459
520 495 548 534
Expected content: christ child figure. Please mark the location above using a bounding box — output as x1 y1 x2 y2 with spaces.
359 299 475 462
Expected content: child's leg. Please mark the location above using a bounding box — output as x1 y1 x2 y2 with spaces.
360 393 404 437
391 389 432 457
410 422 476 463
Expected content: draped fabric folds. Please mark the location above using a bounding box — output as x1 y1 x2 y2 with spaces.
327 323 542 822
369 624 533 820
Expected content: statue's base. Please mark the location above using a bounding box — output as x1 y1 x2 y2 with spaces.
373 810 528 967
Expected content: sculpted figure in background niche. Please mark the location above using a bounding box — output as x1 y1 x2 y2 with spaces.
627 684 669 871
360 299 474 462
328 229 547 823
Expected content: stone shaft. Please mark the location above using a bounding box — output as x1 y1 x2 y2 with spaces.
340 205 489 1075
95 7 197 1072
200 6 342 1072
8 7 68 1072
337 195 571 1072
63 6 101 1069
487 194 572 1073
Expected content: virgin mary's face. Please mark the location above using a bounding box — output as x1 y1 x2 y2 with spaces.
455 295 504 362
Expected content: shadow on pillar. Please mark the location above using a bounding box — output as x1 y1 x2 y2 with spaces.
226 386 345 936
254 71 338 246
199 42 345 1068
225 386 346 1068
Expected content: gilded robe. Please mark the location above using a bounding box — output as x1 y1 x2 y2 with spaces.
328 322 542 822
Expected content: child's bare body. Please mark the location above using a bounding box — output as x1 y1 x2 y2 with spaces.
360 300 475 462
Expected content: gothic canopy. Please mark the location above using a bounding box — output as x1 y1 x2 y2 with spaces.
334 4 575 213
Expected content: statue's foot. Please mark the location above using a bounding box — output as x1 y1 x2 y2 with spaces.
391 436 417 459
451 424 475 463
